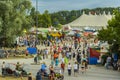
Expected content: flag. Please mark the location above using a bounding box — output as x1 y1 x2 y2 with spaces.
89 48 100 59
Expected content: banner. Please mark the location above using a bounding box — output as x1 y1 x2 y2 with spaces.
27 47 37 54
89 48 100 59
89 57 98 65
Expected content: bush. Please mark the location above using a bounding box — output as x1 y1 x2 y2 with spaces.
38 34 47 40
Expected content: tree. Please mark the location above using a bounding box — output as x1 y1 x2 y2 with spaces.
98 10 120 54
30 9 51 28
30 7 40 27
42 10 51 28
0 0 32 47
52 18 59 27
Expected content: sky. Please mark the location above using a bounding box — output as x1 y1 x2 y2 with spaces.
31 0 120 13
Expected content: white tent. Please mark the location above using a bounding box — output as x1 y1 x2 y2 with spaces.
62 25 72 31
53 28 57 32
29 27 36 32
66 11 113 30
84 27 90 30
67 31 75 36
93 32 98 35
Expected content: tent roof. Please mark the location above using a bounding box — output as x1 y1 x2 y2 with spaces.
66 13 113 29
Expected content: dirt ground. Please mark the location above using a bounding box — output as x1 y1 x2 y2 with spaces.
0 76 35 80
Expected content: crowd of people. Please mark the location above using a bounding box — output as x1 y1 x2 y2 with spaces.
1 34 120 80
104 55 120 70
31 36 91 80
33 35 120 79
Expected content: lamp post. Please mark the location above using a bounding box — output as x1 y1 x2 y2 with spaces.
35 0 38 46
36 0 38 27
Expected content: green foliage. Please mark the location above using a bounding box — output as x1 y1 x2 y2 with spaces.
98 27 114 44
38 34 47 40
42 10 51 28
0 0 32 47
56 24 62 29
98 9 120 53
30 9 51 28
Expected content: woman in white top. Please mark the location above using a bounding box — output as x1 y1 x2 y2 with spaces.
73 62 78 76
67 63 72 76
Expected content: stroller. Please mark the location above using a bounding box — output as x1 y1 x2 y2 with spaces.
38 69 49 80
54 67 64 80
15 64 28 77
39 67 64 80
2 67 15 76
2 63 28 77
2 63 16 76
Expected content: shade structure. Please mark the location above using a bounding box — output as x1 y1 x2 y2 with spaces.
67 31 75 36
93 32 98 35
66 12 113 30
63 25 72 31
83 32 93 36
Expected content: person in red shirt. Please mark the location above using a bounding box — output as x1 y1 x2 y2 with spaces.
25 50 28 56
61 62 65 73
53 53 58 60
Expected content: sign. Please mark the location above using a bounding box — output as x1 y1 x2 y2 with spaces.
27 47 37 54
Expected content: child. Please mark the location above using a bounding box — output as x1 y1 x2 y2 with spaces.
81 61 86 74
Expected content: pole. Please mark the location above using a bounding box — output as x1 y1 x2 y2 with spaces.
35 0 38 46
36 0 38 27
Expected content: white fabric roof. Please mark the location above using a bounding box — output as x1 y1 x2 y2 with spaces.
66 12 113 29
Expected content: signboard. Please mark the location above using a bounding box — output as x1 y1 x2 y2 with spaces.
27 47 37 54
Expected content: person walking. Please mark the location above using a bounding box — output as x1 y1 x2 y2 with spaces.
34 55 38 64
55 58 59 66
73 62 78 77
45 48 49 59
76 53 81 70
68 51 72 60
36 72 42 80
61 62 65 73
105 56 112 69
73 52 76 61
67 63 72 76
1 61 6 76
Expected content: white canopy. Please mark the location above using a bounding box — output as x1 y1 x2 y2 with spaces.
67 31 75 36
66 12 113 30
93 32 98 35
62 25 72 31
